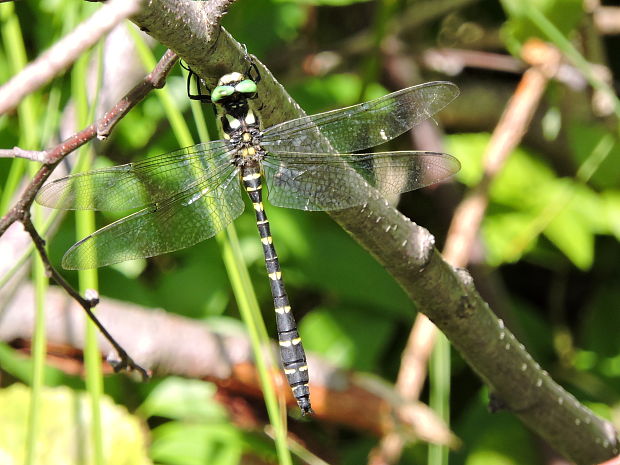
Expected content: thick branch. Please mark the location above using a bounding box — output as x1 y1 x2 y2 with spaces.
371 39 566 465
129 3 619 463
0 282 455 444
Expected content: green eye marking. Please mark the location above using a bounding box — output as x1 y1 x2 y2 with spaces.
211 85 234 102
235 79 257 94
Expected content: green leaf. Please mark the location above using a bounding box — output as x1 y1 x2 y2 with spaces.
483 211 539 266
139 377 225 422
150 423 243 465
568 122 620 190
542 182 603 269
603 190 620 241
289 74 364 115
489 147 556 208
300 305 393 370
457 389 540 465
0 384 150 465
580 285 620 358
444 133 487 187
544 205 594 269
223 0 307 57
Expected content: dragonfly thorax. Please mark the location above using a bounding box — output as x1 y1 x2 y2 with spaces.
221 107 265 166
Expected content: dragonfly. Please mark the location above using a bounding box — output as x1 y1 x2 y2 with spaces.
37 64 460 415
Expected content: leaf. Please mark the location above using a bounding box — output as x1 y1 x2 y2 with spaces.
483 210 539 266
444 133 487 187
544 205 594 269
542 182 604 270
580 285 620 358
300 305 393 371
150 423 243 465
223 0 308 57
139 377 224 422
457 389 539 465
489 147 556 209
450 133 606 268
288 74 364 115
603 190 620 241
0 384 150 465
568 122 620 190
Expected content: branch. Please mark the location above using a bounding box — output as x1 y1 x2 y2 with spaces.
0 48 178 379
372 39 566 465
0 0 143 116
20 214 149 379
129 4 619 463
0 282 457 445
0 148 48 162
0 49 178 238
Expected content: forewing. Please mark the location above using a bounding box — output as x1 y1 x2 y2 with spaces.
263 151 460 211
261 81 458 154
62 166 243 269
37 140 232 211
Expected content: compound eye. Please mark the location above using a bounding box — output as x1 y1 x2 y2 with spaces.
211 85 235 103
235 79 257 94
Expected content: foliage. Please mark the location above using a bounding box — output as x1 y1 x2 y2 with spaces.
0 383 150 465
1 0 619 464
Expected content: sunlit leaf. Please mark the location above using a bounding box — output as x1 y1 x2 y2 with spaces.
0 384 150 465
544 204 594 269
603 190 620 241
483 211 538 265
445 132 486 187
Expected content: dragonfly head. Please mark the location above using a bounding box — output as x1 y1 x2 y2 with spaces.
211 72 258 106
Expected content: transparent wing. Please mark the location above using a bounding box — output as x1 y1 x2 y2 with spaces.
261 82 458 154
62 166 244 269
262 151 460 211
37 140 232 211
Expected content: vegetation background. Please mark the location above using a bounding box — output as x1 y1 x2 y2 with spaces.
0 0 619 464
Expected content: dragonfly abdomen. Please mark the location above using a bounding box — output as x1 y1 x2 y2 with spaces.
241 164 312 415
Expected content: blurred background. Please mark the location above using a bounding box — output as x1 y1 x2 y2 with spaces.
0 0 619 464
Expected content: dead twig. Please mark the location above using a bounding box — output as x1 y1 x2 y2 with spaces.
0 282 453 442
0 49 179 376
0 49 178 237
21 213 150 379
0 0 143 116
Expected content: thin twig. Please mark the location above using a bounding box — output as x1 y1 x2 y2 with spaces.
0 148 48 162
1 282 452 441
0 49 179 378
0 49 179 238
21 214 150 380
421 47 587 90
594 6 620 35
0 0 143 116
